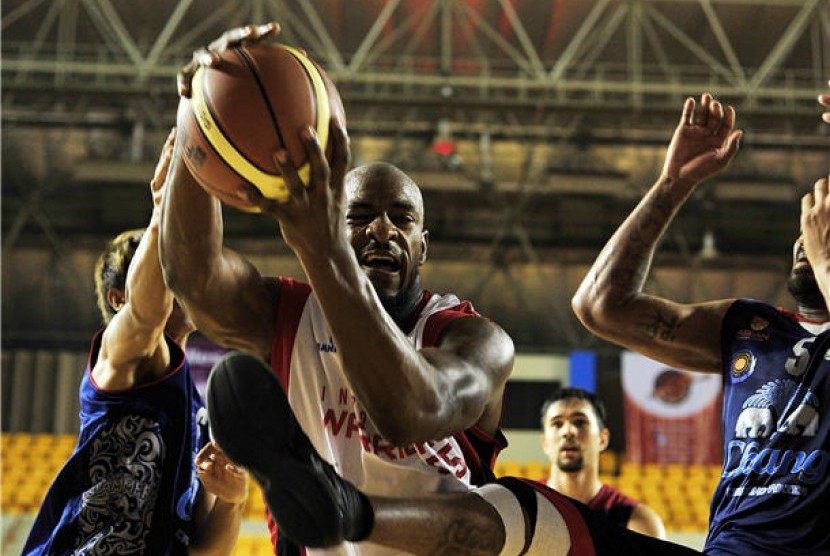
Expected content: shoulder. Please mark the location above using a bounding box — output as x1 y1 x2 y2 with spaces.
628 501 666 539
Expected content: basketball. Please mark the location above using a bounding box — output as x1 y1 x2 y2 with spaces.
176 42 345 211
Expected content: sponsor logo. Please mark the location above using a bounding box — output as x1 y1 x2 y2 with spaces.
735 379 819 438
317 336 337 353
724 439 828 486
730 351 756 382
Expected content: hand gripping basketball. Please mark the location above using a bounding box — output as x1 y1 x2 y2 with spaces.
176 42 346 212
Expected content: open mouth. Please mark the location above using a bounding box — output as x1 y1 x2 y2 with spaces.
362 252 401 273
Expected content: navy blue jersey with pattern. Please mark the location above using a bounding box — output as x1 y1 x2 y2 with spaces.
23 330 210 556
706 299 830 555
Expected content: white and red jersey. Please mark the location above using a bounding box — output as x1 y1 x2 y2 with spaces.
267 277 505 556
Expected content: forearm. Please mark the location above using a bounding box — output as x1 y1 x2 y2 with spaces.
126 212 173 330
190 496 246 556
299 248 461 444
159 153 225 295
574 174 694 316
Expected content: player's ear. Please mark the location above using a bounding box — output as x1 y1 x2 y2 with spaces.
599 428 610 451
107 288 126 313
419 230 429 265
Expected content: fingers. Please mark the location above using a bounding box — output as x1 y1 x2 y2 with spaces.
814 176 829 207
302 126 331 199
178 22 280 97
195 441 246 476
719 129 743 163
693 93 712 127
680 97 695 126
329 118 350 203
273 148 308 201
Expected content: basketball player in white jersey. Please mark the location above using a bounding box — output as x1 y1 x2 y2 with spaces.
161 22 514 556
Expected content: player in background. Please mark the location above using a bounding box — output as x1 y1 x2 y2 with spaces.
540 388 665 538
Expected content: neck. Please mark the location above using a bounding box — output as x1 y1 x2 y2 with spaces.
547 468 603 504
380 277 424 328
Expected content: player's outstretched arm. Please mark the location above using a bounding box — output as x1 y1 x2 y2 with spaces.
572 94 742 374
94 130 177 390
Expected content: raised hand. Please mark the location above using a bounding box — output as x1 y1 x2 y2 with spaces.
801 175 830 275
177 22 280 98
661 93 743 187
195 441 249 505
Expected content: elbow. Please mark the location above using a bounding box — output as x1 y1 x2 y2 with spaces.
571 286 620 339
371 406 428 447
370 397 444 447
376 422 416 448
571 285 602 333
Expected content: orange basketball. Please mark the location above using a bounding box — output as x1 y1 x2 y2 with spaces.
176 42 345 211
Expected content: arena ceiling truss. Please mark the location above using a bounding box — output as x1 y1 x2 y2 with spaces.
3 0 830 350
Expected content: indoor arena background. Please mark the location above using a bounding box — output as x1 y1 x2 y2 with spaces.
3 0 829 553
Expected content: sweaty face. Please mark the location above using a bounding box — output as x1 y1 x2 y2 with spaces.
345 165 427 309
786 236 826 310
541 399 608 474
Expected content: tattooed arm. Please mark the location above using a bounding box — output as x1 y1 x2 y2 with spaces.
572 94 743 374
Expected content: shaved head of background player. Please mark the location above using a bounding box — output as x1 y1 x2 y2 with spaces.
161 22 514 555
540 388 665 539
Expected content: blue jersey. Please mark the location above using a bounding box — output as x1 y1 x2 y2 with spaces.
23 330 210 555
706 299 830 555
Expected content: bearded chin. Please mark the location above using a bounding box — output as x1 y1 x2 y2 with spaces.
557 457 584 473
786 269 827 310
378 270 424 326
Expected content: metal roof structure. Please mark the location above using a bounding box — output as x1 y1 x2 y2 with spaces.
3 0 829 350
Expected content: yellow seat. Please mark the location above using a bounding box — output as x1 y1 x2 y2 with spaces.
494 460 524 478
522 461 547 480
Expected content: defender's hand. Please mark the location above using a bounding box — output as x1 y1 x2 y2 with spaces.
196 441 249 505
661 93 743 187
801 175 830 274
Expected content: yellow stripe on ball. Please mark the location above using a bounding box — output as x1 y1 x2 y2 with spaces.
190 44 331 205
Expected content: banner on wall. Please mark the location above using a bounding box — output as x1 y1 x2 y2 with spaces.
621 351 723 465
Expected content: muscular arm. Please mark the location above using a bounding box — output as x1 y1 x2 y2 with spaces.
304 246 514 444
252 124 514 445
572 94 742 374
159 137 278 358
94 133 176 390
